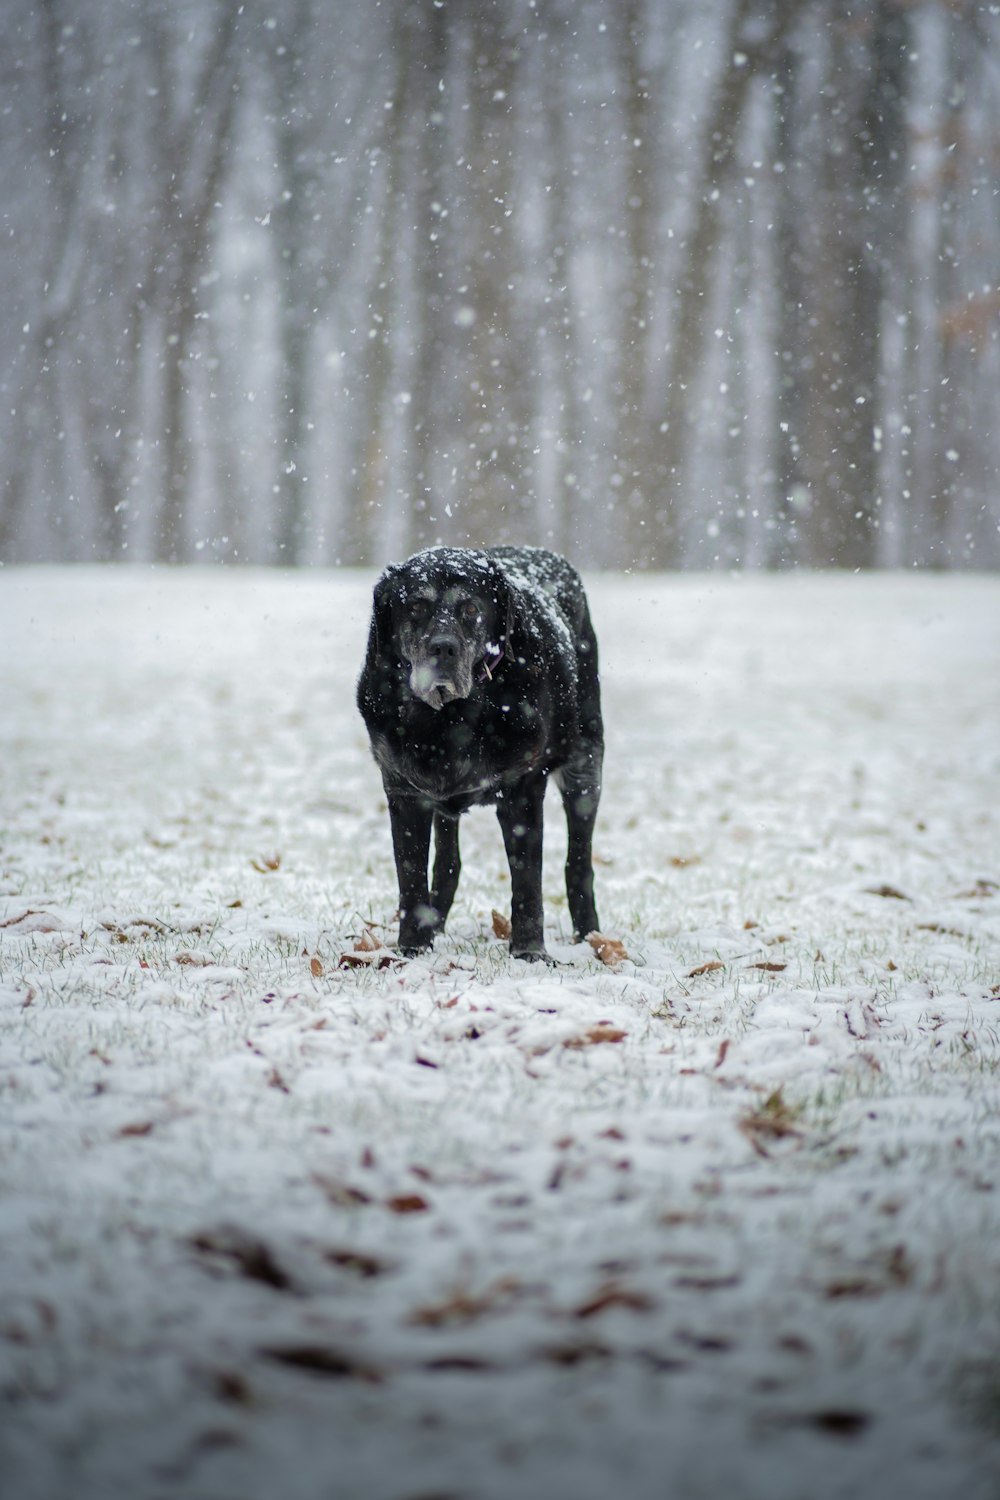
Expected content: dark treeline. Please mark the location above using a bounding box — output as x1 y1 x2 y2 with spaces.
1 0 998 570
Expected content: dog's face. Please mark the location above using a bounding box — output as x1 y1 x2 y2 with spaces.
377 553 508 711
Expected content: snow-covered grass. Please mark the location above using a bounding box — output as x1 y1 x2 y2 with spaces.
1 566 998 1500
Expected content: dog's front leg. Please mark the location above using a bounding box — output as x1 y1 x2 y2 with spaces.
496 776 551 962
387 794 436 955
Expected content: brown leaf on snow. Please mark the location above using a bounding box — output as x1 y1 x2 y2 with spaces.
325 1248 391 1279
0 909 67 934
739 1088 803 1156
311 1173 372 1207
587 932 629 966
260 1344 381 1382
338 949 400 970
250 854 282 874
408 1276 522 1327
190 1227 295 1292
688 959 725 978
750 961 787 973
491 909 512 940
865 884 911 901
310 956 324 978
118 1121 155 1138
573 1281 657 1319
385 1193 431 1215
564 1023 628 1049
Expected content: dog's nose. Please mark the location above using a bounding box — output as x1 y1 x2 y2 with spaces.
429 634 459 663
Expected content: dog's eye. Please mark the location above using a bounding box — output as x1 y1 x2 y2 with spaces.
459 600 480 622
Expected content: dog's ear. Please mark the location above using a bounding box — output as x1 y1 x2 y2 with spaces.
370 564 399 659
487 557 517 654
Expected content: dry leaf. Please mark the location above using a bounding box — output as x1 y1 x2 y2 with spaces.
688 959 725 977
260 1344 381 1382
310 956 324 978
564 1023 628 1049
338 950 400 970
587 932 628 966
311 1173 372 1207
250 855 282 874
491 909 512 940
750 961 787 973
408 1276 521 1327
386 1193 430 1215
573 1281 657 1318
190 1227 294 1292
118 1121 154 1138
739 1088 803 1156
325 1248 389 1279
0 909 65 933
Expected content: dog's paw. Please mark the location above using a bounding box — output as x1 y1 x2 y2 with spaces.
398 937 434 959
511 946 556 966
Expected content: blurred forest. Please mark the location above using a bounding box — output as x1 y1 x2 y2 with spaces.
1 0 998 570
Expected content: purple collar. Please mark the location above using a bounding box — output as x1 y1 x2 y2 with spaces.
476 641 505 683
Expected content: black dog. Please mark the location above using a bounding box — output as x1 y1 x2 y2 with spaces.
357 546 603 961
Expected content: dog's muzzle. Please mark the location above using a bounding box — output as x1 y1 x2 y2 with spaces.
409 657 474 711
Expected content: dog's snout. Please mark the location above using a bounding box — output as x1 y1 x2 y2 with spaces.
429 633 460 663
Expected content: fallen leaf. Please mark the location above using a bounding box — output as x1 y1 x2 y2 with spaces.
750 961 787 973
408 1276 521 1327
118 1121 154 1138
0 909 66 933
190 1227 295 1292
250 855 282 874
688 959 725 977
311 1173 372 1207
587 932 629 966
310 956 324 978
669 854 701 868
325 1248 390 1278
491 909 512 940
564 1023 628 1049
260 1344 381 1382
386 1193 430 1214
338 950 400 970
804 1410 871 1437
739 1088 803 1156
573 1281 656 1318
865 884 910 901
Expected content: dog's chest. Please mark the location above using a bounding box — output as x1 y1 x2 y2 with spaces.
374 699 546 805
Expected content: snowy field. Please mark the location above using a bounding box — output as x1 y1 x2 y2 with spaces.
1 565 999 1500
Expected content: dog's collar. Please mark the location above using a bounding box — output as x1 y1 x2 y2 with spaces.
476 641 505 683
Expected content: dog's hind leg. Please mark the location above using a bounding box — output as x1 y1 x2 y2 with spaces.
555 750 602 942
430 812 461 930
496 775 550 962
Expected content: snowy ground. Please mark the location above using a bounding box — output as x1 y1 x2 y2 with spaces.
1 565 999 1500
